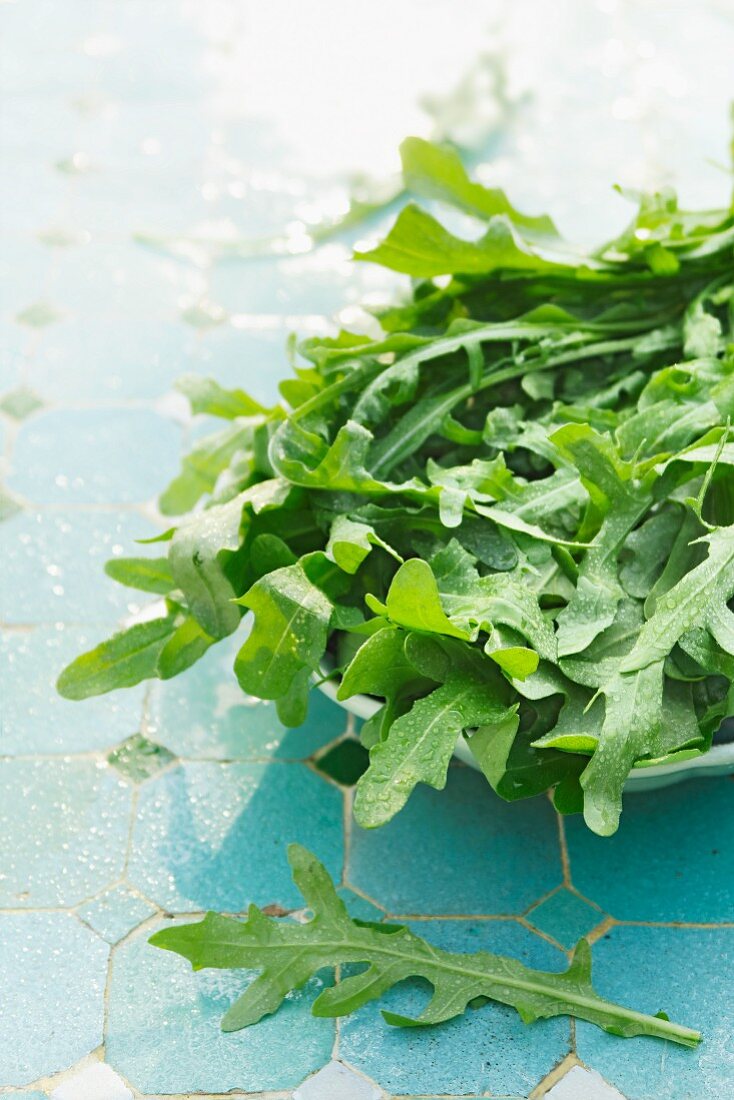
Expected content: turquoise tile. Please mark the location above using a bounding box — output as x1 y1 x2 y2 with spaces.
148 635 342 761
78 884 157 944
49 244 191 320
339 919 570 1096
0 912 107 1085
336 886 385 923
0 509 157 624
314 738 369 786
127 762 343 911
575 926 733 1100
108 733 176 783
187 327 297 407
107 919 334 1093
8 409 180 504
29 319 192 401
0 626 145 753
526 888 605 949
566 778 734 921
0 759 132 907
348 766 562 915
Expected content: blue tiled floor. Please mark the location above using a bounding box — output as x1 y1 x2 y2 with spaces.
2 2 734 1099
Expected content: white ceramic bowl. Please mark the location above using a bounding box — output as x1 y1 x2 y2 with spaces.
318 678 734 792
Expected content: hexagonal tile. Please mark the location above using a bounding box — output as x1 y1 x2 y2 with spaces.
0 385 43 419
314 738 369 786
108 733 175 783
338 919 570 1096
78 884 157 945
294 1061 382 1100
544 1065 627 1099
526 888 604 949
127 762 343 911
147 634 343 761
566 777 734 921
0 509 158 624
0 626 146 754
50 1064 132 1100
0 912 107 1085
8 408 180 505
107 919 334 1093
349 765 562 915
575 926 733 1100
0 759 132 907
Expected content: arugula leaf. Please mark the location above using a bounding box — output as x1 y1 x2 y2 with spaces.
234 562 333 704
150 844 700 1046
169 494 247 639
104 556 175 594
62 133 734 849
57 615 177 699
355 204 567 278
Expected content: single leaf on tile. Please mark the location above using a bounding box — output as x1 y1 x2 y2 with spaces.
57 616 177 699
150 844 700 1046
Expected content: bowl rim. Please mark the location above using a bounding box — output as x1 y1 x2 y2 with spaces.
317 675 734 787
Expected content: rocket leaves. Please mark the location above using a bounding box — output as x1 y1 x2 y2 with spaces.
60 135 734 847
150 844 700 1047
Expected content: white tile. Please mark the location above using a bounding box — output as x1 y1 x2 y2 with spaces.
545 1064 627 1100
294 1060 382 1100
51 1063 133 1100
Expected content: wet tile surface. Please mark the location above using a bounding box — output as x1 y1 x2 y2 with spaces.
8 408 180 505
526 887 605 949
0 509 157 624
0 912 107 1085
348 766 563 915
566 779 734 922
127 761 343 911
0 627 145 754
107 919 335 1093
78 884 158 945
575 926 734 1100
3 2 734 1098
0 759 131 907
339 920 570 1096
147 633 343 761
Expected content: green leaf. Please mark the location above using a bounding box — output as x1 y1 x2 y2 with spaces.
326 515 402 575
400 137 558 237
57 616 177 700
160 423 250 515
354 668 510 827
169 494 247 640
234 562 332 701
355 204 566 278
157 616 215 679
150 844 700 1046
176 374 268 419
366 558 470 640
104 556 175 595
621 524 734 672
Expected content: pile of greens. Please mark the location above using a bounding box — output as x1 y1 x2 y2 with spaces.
59 137 733 1042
